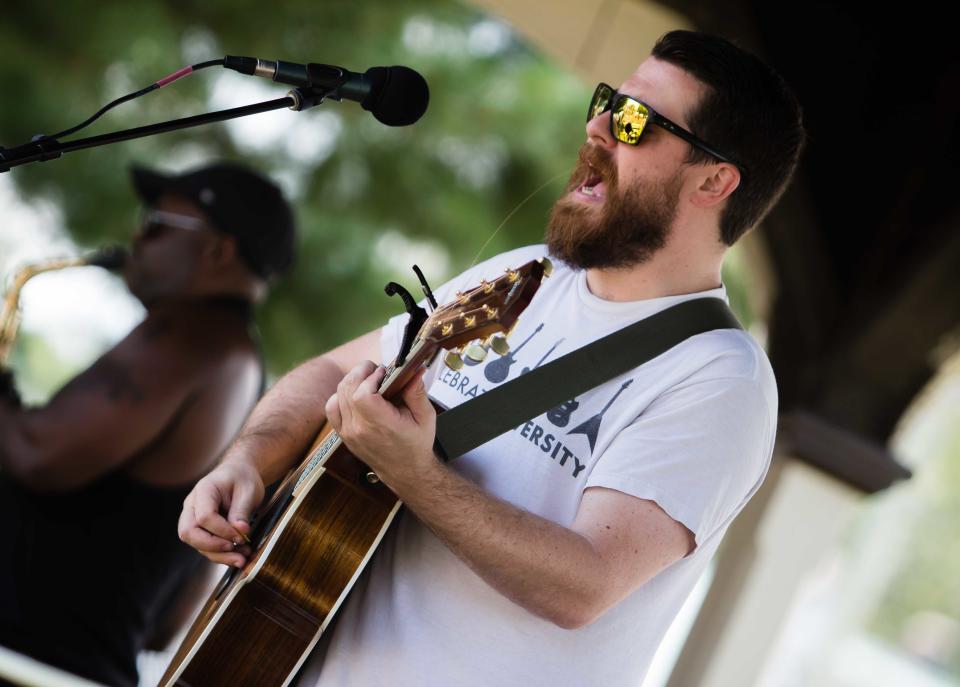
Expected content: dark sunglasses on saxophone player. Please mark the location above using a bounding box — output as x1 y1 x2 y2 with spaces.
138 209 209 240
587 82 746 175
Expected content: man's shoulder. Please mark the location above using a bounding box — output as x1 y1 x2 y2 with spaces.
669 326 778 412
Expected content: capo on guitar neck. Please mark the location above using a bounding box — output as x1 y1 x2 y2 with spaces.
385 264 438 366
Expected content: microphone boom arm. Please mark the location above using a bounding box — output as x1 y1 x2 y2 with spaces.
0 87 333 174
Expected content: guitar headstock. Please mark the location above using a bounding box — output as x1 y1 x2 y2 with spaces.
419 257 549 354
377 257 550 399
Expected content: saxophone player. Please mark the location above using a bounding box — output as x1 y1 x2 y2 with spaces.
0 162 296 687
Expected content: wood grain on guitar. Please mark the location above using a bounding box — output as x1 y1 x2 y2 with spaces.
159 258 548 687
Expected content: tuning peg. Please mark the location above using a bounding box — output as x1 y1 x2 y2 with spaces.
464 342 488 363
538 257 553 277
490 335 509 356
444 350 465 370
482 304 499 319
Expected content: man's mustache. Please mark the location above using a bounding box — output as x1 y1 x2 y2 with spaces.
570 143 617 190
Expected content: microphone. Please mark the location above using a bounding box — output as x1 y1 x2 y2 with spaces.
223 56 429 127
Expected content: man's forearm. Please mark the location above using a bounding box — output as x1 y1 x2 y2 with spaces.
393 455 608 629
226 356 345 484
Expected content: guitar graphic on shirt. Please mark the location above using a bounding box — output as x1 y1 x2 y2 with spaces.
521 338 564 375
567 379 634 454
484 323 544 383
546 398 579 428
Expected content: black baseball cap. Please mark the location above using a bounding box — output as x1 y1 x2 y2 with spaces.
130 162 296 280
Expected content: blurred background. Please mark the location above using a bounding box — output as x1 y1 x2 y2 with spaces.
1 1 958 686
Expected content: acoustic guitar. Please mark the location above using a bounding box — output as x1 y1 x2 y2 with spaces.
159 258 548 687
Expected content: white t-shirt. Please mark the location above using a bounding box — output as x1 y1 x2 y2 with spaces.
300 244 778 687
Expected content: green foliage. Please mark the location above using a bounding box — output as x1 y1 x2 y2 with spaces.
720 245 755 329
1 0 590 374
867 416 960 676
6 331 78 404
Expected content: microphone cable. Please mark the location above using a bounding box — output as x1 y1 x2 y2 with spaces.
39 58 225 142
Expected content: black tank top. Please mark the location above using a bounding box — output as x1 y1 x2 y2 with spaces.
0 473 199 686
0 298 266 687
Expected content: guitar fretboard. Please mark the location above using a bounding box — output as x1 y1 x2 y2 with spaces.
295 430 341 491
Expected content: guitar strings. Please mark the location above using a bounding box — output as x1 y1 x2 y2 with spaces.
466 169 569 271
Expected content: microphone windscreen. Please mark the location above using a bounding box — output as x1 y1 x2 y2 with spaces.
362 66 429 126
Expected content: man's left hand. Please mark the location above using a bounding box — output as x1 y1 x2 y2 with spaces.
324 360 439 491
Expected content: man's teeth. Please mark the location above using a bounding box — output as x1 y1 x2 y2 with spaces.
581 185 596 195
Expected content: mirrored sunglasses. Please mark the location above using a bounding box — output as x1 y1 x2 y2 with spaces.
587 82 746 174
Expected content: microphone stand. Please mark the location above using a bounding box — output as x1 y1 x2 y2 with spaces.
0 87 330 173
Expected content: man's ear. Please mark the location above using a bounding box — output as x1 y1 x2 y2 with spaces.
692 164 740 209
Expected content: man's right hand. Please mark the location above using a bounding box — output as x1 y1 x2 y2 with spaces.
178 460 265 568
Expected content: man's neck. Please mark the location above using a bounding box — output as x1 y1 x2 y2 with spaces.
143 290 254 314
584 251 723 303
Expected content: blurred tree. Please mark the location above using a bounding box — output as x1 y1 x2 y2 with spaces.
1 0 591 373
868 416 960 676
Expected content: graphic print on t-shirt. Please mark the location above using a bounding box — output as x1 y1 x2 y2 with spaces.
567 379 634 454
547 397 580 427
521 338 564 375
483 323 544 383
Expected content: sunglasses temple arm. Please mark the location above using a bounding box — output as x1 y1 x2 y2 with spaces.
654 114 742 169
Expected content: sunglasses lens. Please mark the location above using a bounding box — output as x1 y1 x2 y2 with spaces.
611 96 650 145
587 84 613 122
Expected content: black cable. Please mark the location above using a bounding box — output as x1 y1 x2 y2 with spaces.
42 58 225 142
190 59 224 70
46 84 159 141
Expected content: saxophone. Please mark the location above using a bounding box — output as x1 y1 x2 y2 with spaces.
0 246 127 367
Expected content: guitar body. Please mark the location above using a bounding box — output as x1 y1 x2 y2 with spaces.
159 428 400 687
158 257 547 687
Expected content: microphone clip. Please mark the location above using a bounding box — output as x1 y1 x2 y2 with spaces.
286 87 328 112
286 65 365 112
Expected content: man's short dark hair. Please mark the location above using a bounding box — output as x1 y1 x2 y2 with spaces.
651 29 807 246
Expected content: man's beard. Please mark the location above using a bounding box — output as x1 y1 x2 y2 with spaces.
545 143 683 270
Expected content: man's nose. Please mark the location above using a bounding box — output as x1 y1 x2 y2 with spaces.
586 110 617 151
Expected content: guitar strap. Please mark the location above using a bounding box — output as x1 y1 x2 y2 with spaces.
433 296 743 461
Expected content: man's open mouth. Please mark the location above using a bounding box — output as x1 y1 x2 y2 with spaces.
577 166 606 200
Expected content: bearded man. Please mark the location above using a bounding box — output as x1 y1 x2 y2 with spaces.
177 29 806 687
